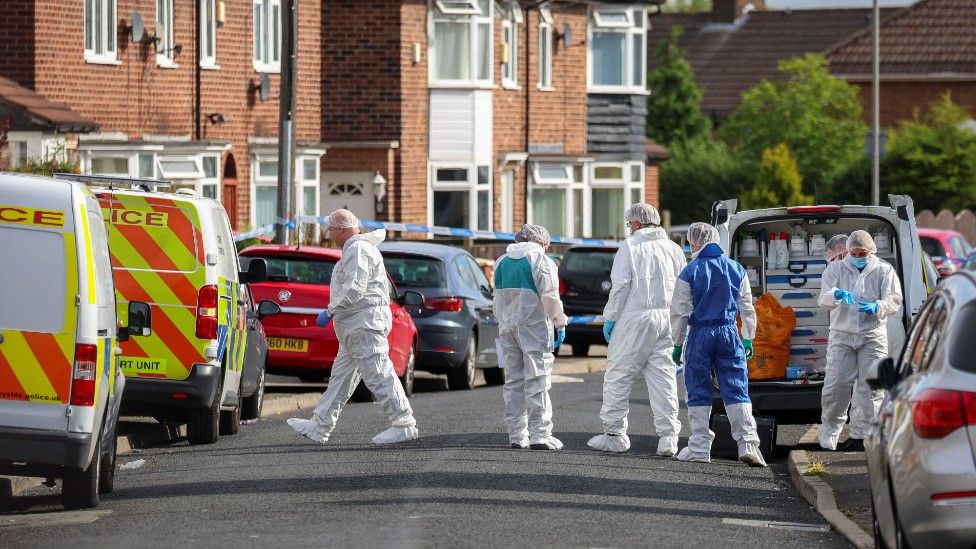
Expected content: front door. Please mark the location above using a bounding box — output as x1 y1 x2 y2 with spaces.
321 172 374 221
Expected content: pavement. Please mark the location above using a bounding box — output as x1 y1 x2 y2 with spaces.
1 364 847 548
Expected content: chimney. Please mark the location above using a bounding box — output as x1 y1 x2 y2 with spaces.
712 0 763 23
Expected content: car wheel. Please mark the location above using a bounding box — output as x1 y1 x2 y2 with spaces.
350 380 374 402
482 366 505 386
242 365 266 421
447 334 477 391
871 498 886 549
571 343 589 357
399 343 416 397
219 377 243 436
187 374 222 445
98 420 117 495
62 437 100 510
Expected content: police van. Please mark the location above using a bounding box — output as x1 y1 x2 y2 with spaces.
85 176 267 445
0 173 151 509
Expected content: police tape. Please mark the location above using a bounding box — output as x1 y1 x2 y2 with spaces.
233 215 621 247
566 315 607 325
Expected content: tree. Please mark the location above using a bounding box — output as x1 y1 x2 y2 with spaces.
646 26 710 147
883 93 976 212
741 144 811 209
720 54 866 201
660 137 749 224
661 0 712 13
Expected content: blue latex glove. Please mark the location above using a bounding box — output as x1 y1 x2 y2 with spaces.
833 288 855 304
315 310 330 327
603 321 615 343
672 345 683 366
742 339 755 360
857 301 879 315
554 328 566 349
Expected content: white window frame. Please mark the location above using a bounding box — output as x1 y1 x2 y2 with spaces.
157 155 205 179
253 0 282 73
435 0 481 14
428 163 492 231
589 161 645 237
532 162 573 185
156 0 177 67
84 0 118 64
200 154 221 199
592 9 632 28
587 6 648 94
527 161 587 238
299 157 320 218
500 5 520 89
429 0 493 88
537 8 553 91
249 153 324 229
200 0 218 68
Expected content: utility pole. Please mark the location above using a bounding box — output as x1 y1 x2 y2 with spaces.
275 0 298 244
871 0 880 206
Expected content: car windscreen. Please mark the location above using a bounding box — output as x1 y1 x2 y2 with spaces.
382 255 446 288
562 249 616 275
920 237 946 257
240 255 336 284
950 301 976 373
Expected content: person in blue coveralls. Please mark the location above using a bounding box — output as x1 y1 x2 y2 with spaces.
669 222 766 467
493 224 569 450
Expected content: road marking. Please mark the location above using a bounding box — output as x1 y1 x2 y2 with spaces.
0 510 112 529
551 374 584 384
721 518 829 532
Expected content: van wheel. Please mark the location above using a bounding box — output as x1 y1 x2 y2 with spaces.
483 367 505 386
351 381 374 402
98 422 118 495
187 375 222 445
219 378 243 436
571 343 589 357
447 335 477 391
62 437 100 510
242 366 266 421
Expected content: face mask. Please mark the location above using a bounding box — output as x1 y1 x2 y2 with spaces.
849 256 868 269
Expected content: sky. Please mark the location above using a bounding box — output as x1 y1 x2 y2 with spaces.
765 0 916 8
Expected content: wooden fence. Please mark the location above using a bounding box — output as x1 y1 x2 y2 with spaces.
915 209 976 244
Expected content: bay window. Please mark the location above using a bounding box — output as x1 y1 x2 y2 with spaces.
431 0 492 86
84 148 226 201
590 162 645 239
84 0 117 63
430 165 491 231
252 154 323 229
588 6 647 93
528 161 585 238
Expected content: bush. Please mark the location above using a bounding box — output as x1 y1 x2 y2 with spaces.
661 138 749 225
741 144 811 209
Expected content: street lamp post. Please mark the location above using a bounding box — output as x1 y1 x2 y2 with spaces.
871 0 880 206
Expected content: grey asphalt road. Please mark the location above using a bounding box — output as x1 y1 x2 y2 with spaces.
1 372 844 548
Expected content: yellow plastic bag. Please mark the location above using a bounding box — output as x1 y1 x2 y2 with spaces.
746 293 796 380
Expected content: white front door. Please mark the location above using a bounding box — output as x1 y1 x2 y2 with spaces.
321 172 375 221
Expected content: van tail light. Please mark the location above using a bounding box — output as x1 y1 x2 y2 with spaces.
195 284 219 339
912 389 976 439
559 278 566 295
424 297 464 313
70 344 98 406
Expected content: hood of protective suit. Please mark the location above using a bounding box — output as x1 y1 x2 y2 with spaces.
629 226 668 243
345 228 386 249
504 241 544 259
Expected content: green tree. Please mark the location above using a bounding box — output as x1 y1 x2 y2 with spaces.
741 144 811 209
720 54 866 201
661 0 712 13
883 93 976 212
660 137 748 224
646 26 710 147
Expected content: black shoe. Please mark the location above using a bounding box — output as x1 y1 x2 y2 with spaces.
529 443 553 450
511 443 525 449
836 438 864 452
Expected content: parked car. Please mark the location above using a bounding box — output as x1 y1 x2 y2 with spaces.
378 242 502 389
865 270 976 548
558 245 619 357
239 285 281 420
238 245 418 398
922 251 940 294
918 228 973 278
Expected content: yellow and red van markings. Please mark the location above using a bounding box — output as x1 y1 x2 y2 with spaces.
78 203 97 304
109 223 200 302
0 332 72 403
0 204 66 228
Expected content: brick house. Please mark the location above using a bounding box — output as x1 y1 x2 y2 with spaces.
321 0 660 241
0 0 323 230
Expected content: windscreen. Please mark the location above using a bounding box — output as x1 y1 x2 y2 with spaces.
241 255 336 285
920 237 946 257
382 256 446 288
0 227 66 333
562 249 615 275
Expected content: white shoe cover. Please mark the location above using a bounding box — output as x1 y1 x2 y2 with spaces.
530 436 564 450
657 435 679 457
287 418 329 444
511 434 529 448
819 432 839 451
587 433 631 453
372 426 419 444
738 443 768 467
676 446 711 463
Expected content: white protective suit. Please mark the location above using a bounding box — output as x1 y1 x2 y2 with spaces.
493 241 568 449
289 229 416 444
817 255 902 450
588 227 686 455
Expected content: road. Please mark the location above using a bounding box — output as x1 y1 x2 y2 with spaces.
1 367 844 548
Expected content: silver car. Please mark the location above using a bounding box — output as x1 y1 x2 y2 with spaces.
866 270 976 548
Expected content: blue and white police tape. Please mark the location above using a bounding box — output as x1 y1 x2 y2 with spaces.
566 315 607 325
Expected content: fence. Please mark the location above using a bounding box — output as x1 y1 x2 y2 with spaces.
915 209 976 244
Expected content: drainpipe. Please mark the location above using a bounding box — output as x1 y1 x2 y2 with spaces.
523 6 532 226
194 0 201 140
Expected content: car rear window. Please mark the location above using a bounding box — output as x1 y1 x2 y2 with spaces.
383 255 446 288
0 227 67 333
950 301 976 373
562 249 616 275
920 237 946 257
241 255 336 284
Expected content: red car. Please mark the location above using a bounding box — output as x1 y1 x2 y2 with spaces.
239 245 418 397
918 228 973 278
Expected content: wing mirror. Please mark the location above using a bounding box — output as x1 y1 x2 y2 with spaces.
118 300 152 342
866 356 909 392
240 257 268 284
399 290 425 307
256 299 281 319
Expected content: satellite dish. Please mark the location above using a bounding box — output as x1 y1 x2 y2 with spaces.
562 23 572 48
131 11 145 43
259 72 270 102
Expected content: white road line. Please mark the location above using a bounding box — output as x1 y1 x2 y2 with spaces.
721 518 830 532
550 374 584 384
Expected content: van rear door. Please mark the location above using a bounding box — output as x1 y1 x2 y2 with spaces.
889 195 926 322
0 178 77 432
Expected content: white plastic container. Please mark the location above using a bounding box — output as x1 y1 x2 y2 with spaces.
740 235 759 257
790 326 830 346
873 230 892 253
794 307 830 327
747 266 760 286
766 235 779 271
790 235 808 257
768 289 819 308
766 274 822 291
767 259 828 276
791 344 828 374
809 234 826 257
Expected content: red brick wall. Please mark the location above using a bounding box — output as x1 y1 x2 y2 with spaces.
396 0 429 227
25 0 321 228
0 1 36 88
644 163 660 208
851 81 976 128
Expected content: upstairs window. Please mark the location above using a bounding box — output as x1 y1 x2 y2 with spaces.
200 0 217 67
431 0 492 86
84 0 118 63
156 0 176 66
253 0 281 72
537 5 553 90
588 6 647 93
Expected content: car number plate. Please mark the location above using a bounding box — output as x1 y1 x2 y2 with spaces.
268 338 308 353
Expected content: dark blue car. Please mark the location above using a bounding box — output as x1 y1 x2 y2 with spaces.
379 242 502 390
